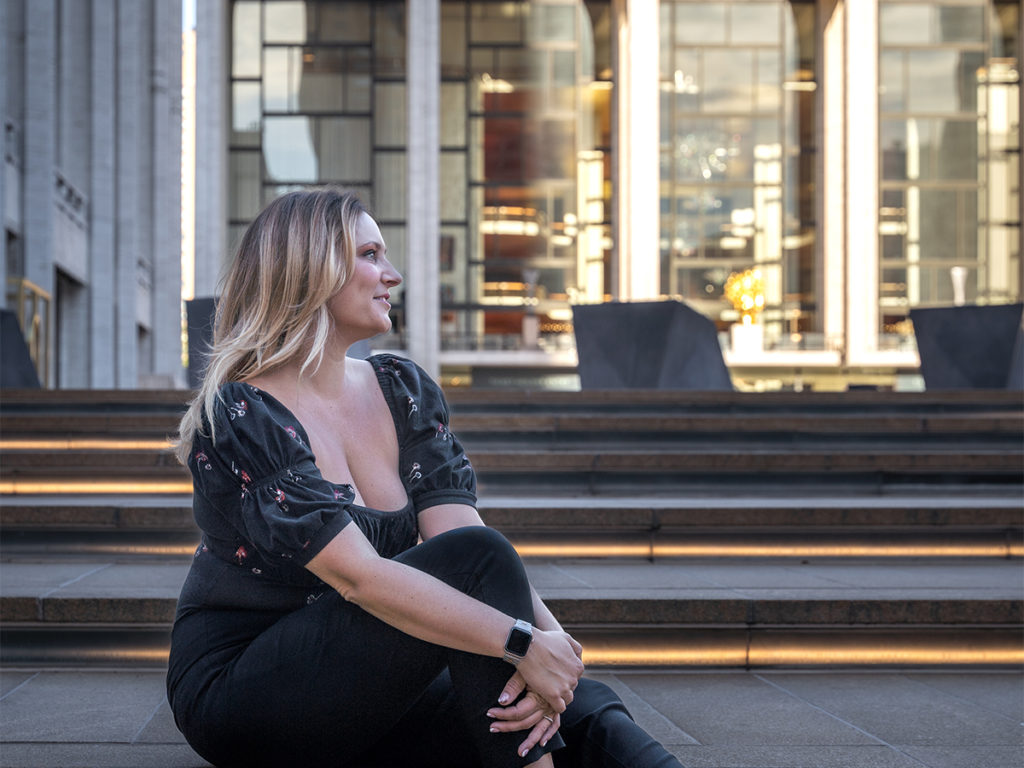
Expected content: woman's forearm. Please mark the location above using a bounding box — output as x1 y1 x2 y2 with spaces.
308 525 513 658
530 586 562 632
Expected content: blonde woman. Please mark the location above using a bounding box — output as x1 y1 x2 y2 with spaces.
167 188 682 768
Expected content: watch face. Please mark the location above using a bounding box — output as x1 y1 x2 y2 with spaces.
506 627 532 657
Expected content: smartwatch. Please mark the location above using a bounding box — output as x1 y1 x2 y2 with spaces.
503 619 533 665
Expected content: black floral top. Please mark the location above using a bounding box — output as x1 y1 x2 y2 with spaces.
174 354 477 620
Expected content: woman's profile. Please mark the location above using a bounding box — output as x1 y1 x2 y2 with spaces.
167 187 682 767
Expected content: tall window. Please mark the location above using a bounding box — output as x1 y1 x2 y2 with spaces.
441 0 612 354
659 0 818 349
229 0 611 356
229 0 407 344
878 0 1020 346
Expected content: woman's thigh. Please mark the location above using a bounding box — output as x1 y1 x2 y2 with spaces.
180 527 535 767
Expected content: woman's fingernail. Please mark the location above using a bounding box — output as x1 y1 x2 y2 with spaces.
520 748 529 757
486 711 496 718
498 693 510 704
490 726 499 733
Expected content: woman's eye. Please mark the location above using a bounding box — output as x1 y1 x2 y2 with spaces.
362 250 378 262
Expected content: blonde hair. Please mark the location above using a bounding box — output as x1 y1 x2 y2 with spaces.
176 187 368 464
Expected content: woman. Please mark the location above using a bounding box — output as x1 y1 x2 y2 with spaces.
168 187 682 768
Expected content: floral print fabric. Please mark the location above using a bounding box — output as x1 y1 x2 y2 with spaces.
178 354 477 617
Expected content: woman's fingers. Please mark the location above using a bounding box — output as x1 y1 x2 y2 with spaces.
515 712 561 757
497 670 526 706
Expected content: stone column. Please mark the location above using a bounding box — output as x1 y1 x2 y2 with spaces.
194 0 229 300
844 0 879 363
116 0 147 387
405 0 441 378
89 0 117 387
613 0 659 301
23 0 57 385
0 0 8 308
151 0 184 387
821 0 846 354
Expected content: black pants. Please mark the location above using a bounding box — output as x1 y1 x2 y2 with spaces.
169 526 681 768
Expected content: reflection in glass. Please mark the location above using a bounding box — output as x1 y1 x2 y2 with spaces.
263 116 317 182
661 0 817 347
232 1 261 77
232 82 261 146
263 1 306 44
732 3 780 44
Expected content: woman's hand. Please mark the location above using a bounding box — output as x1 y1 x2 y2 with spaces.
487 674 561 757
513 629 584 714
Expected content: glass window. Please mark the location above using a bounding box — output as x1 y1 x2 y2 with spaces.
440 152 467 221
264 1 307 44
262 48 299 111
531 4 576 43
318 117 371 181
319 2 372 43
661 1 817 344
703 49 754 112
675 4 727 44
374 83 407 147
878 0 1018 321
374 152 406 221
263 116 318 182
470 4 523 44
731 3 780 44
233 1 261 77
230 150 262 219
232 82 261 146
374 3 406 76
441 83 467 147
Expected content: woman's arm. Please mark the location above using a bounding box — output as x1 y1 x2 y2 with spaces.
306 522 582 712
419 503 563 632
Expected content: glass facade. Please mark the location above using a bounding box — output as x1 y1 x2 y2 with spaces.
223 0 1021 387
228 0 611 355
440 1 612 354
878 0 1020 348
658 0 819 351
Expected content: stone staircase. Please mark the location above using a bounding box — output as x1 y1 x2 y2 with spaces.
1 388 1022 669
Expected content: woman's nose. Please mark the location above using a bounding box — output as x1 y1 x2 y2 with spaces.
383 262 402 286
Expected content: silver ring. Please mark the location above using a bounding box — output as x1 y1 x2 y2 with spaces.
542 715 554 723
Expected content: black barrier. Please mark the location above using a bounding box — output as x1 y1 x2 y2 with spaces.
0 309 41 388
572 300 732 390
910 303 1024 390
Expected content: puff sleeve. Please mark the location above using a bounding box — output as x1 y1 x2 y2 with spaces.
373 356 478 513
189 382 355 567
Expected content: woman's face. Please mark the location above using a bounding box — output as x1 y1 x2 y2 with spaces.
327 212 402 341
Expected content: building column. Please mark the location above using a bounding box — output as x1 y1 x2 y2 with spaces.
844 0 879 364
0 0 8 310
613 0 659 301
90 0 117 387
115 0 147 388
194 0 229 300
406 0 441 378
23 0 58 385
151 0 184 387
821 0 846 353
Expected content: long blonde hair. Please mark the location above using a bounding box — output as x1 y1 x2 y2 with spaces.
176 187 368 464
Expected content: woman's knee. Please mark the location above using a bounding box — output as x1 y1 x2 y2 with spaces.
562 678 631 729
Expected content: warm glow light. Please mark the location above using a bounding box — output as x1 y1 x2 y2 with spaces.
579 638 1024 667
0 439 174 450
510 541 1022 558
0 480 193 495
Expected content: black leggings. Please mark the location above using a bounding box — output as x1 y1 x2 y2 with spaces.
168 526 680 768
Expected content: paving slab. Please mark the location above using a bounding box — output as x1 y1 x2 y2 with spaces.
3 669 1021 768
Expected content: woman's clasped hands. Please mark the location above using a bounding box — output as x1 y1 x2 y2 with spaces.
487 629 584 758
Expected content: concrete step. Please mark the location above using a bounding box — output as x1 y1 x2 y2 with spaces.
2 494 1022 559
1 558 1021 668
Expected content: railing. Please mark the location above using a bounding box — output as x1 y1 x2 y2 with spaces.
5 277 51 386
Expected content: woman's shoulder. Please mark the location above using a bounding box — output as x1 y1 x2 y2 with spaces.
368 353 448 409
